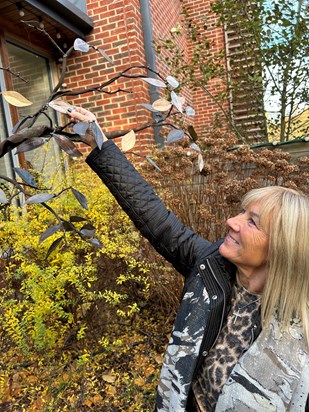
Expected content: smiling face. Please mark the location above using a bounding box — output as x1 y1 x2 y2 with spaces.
219 202 269 286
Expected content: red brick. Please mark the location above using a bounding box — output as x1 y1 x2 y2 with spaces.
63 0 228 155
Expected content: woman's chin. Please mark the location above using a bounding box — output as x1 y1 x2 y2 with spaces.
219 242 237 263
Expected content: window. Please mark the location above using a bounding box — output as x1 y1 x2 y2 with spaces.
0 42 62 181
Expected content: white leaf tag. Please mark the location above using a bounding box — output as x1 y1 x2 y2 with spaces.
152 98 172 112
186 106 196 116
121 130 136 152
48 99 72 114
198 153 204 172
74 38 90 52
189 142 201 152
166 129 185 144
166 75 179 89
141 78 166 88
171 91 184 113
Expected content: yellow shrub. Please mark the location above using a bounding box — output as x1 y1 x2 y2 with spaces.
0 165 154 356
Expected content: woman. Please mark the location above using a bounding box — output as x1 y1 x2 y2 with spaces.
69 107 309 411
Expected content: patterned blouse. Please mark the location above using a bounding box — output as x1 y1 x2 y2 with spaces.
192 282 261 411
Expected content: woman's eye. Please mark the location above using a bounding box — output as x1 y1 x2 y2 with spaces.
249 218 257 227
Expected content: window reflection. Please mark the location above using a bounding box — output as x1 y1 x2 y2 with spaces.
5 43 63 179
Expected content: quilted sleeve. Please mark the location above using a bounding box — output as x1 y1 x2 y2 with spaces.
86 141 211 275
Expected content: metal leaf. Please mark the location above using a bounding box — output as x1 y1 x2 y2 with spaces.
188 125 198 142
12 116 32 133
9 125 47 144
152 98 172 112
89 122 105 150
185 106 196 116
53 133 82 157
73 38 90 52
39 223 62 244
12 118 25 134
89 238 104 248
1 91 32 107
166 129 185 144
80 228 96 238
14 167 37 187
80 223 96 238
146 156 161 171
171 91 184 113
198 153 204 172
70 215 88 223
141 77 167 88
121 130 136 152
25 193 55 204
72 188 88 210
73 122 89 136
0 188 8 204
45 236 64 259
141 103 160 113
48 99 72 114
98 48 114 65
81 223 96 231
15 137 46 154
62 221 76 231
189 142 201 152
166 75 179 89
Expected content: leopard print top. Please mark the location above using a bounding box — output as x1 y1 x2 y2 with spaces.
192 282 261 412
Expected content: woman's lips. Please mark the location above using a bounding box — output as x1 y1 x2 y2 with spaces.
225 234 239 245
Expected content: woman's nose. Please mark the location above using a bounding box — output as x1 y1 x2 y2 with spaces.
226 215 240 231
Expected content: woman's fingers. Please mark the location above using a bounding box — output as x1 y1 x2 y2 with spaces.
66 107 96 122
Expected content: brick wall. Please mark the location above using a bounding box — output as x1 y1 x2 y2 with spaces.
65 0 153 155
65 0 228 154
182 0 229 134
151 0 194 110
151 0 186 78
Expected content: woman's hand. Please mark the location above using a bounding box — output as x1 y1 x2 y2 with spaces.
66 106 97 123
66 106 106 149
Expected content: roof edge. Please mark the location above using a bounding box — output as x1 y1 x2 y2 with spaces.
24 0 94 39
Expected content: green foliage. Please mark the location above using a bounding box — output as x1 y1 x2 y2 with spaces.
156 0 309 142
213 0 309 142
0 165 153 355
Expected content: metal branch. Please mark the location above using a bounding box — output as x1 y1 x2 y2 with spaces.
0 67 28 83
21 20 65 56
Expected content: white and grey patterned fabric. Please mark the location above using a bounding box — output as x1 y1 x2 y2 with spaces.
215 316 309 411
157 280 210 411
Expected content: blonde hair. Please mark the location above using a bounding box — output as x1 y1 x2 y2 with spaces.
242 186 309 346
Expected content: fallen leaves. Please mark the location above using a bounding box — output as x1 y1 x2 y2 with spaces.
102 373 116 383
